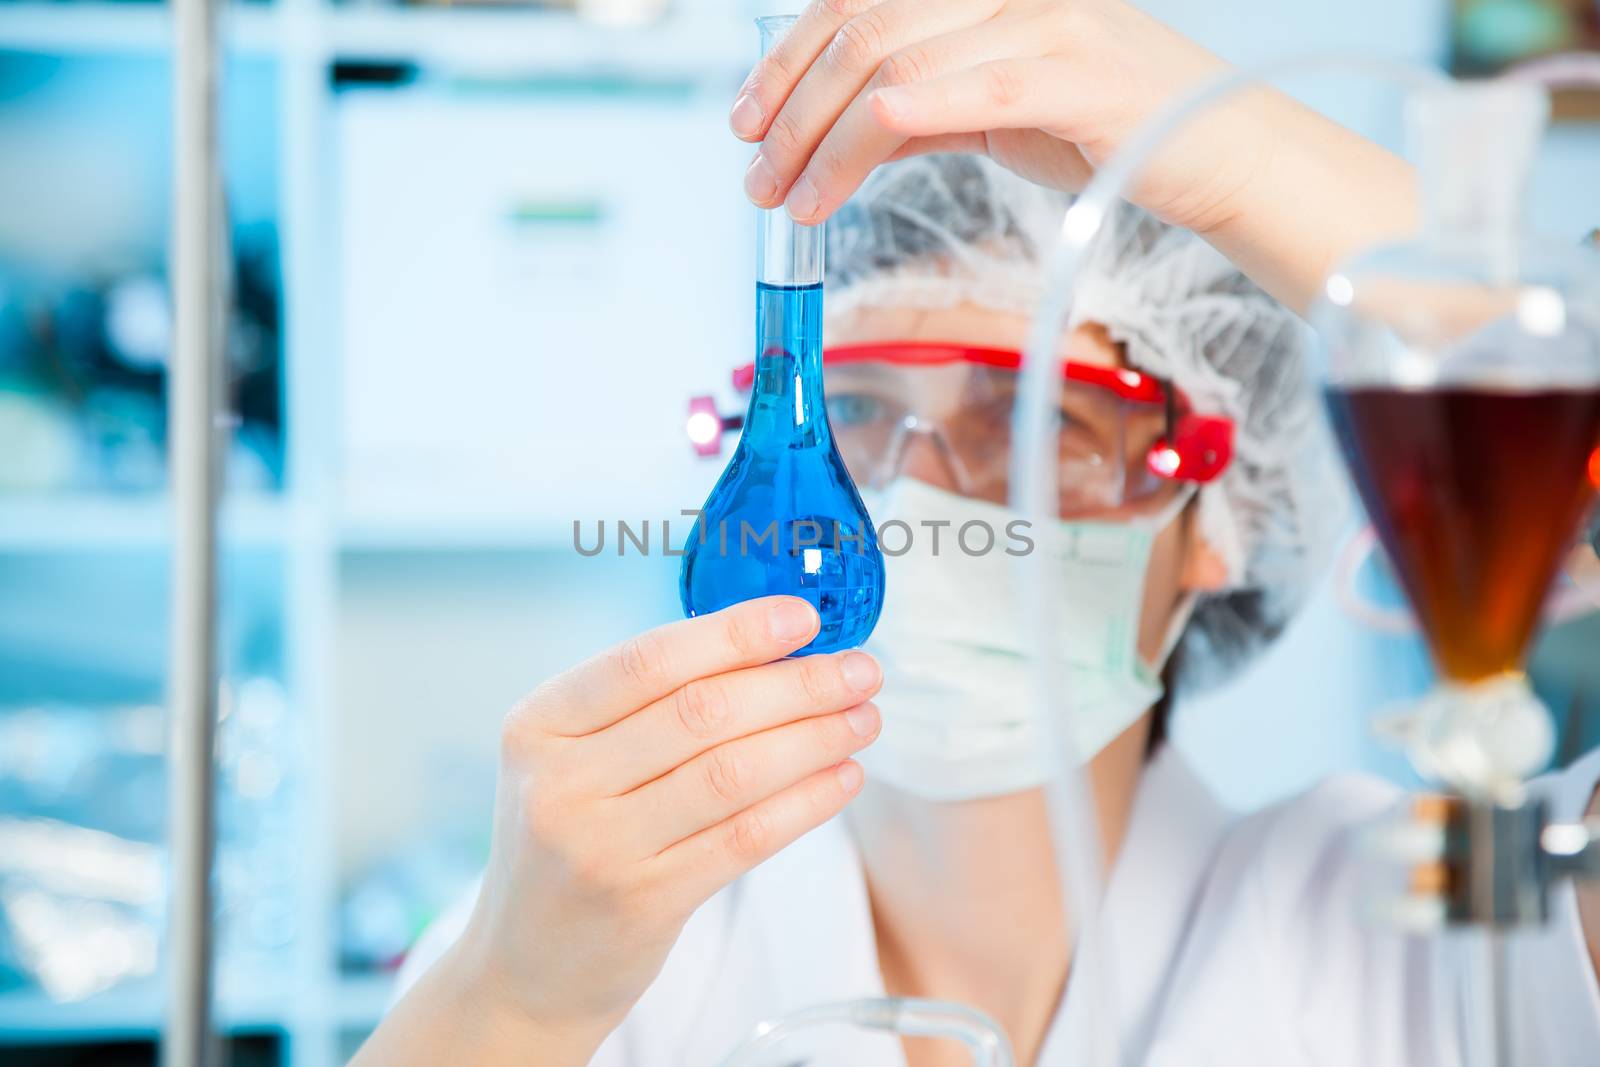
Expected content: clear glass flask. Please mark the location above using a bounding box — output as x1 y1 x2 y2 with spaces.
679 15 886 656
1314 81 1600 795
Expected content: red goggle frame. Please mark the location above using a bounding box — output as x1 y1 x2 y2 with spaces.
691 342 1235 486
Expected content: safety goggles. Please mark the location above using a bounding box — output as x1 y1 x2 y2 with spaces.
689 342 1234 519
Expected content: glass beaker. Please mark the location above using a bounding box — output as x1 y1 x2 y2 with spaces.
1314 82 1600 795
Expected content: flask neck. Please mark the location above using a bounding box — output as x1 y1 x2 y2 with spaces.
753 17 818 287
757 207 824 286
745 282 830 447
1410 82 1548 279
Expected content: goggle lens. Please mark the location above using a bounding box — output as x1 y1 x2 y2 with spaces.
823 360 1182 518
691 343 1234 519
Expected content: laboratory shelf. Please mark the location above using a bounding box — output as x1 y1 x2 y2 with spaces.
0 3 282 57
0 3 747 75
336 502 649 552
0 973 394 1042
0 985 287 1044
0 492 288 551
0 6 746 1064
323 7 746 73
337 514 575 552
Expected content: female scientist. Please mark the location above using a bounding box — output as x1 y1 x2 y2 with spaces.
356 1 1600 1063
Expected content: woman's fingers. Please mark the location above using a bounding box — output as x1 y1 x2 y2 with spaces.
883 132 992 162
620 700 881 855
652 758 867 907
870 57 1073 139
731 0 884 142
585 650 884 794
528 596 819 736
779 22 1039 223
745 0 997 210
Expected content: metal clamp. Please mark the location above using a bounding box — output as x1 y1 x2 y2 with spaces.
1390 793 1600 928
1543 816 1600 879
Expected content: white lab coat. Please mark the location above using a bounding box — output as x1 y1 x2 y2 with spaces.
397 746 1600 1065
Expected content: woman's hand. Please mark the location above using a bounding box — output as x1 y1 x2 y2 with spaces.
733 0 1245 233
356 596 882 1067
732 0 1417 313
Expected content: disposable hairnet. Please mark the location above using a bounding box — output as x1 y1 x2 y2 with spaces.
828 154 1063 319
825 154 1346 692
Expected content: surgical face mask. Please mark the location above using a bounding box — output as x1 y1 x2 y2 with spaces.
856 478 1193 802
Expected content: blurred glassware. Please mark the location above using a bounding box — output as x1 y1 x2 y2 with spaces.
0 237 284 494
338 750 489 975
0 679 297 1002
80 386 166 492
104 274 171 373
575 0 671 28
1452 0 1600 75
0 818 162 1001
0 388 79 490
1315 81 1600 792
339 837 484 974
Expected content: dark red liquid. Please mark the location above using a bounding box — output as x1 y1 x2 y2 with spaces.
1325 386 1600 683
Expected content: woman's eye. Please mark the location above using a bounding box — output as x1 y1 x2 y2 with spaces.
1054 406 1100 442
827 393 885 427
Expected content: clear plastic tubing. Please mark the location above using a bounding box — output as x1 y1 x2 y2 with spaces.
1011 55 1443 1067
719 997 1014 1067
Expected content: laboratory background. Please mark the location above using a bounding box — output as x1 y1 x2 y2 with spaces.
1 0 1598 1063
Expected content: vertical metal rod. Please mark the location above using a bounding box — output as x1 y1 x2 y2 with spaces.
1461 929 1513 1067
165 0 224 1062
1490 933 1514 1067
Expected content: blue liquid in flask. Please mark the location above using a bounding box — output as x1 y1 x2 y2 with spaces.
680 282 885 655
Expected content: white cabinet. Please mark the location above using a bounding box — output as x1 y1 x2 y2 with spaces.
336 83 750 540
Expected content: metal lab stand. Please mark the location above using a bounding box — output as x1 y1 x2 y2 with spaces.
166 0 225 1063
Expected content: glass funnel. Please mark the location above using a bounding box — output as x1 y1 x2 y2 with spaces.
1314 81 1600 795
679 15 885 655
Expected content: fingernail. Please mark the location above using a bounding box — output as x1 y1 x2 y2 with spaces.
729 92 763 138
873 86 910 123
786 174 819 222
844 704 880 738
836 760 865 793
744 154 777 203
839 651 881 692
769 599 817 642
